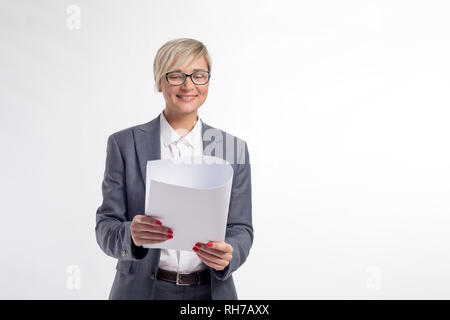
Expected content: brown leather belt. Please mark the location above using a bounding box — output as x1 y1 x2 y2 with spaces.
156 268 211 286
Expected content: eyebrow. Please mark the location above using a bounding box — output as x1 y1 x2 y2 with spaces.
172 69 208 72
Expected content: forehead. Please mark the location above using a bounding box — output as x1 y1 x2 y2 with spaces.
170 55 208 73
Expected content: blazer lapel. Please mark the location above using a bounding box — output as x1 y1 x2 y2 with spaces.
202 121 225 160
134 115 161 185
202 121 212 155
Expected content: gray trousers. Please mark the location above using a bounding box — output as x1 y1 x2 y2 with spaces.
153 275 212 300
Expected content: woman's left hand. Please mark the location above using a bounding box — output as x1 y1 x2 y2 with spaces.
193 241 233 271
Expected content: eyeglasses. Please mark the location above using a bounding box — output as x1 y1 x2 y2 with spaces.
165 70 211 86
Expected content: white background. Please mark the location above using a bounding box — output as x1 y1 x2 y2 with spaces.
1 0 449 299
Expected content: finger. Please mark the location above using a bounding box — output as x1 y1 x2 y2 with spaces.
195 248 229 268
204 241 233 254
195 243 230 260
135 231 173 241
195 251 227 270
136 215 164 227
133 224 173 235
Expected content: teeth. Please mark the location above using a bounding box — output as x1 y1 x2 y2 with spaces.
178 95 196 100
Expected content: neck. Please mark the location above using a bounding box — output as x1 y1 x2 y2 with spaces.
163 108 198 136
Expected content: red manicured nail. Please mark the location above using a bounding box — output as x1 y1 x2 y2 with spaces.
192 247 199 252
167 230 173 234
156 220 162 226
195 243 201 248
207 242 213 247
168 235 173 239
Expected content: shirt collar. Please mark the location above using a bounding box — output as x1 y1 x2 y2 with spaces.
160 110 202 148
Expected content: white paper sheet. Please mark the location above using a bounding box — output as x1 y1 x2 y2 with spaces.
143 156 233 251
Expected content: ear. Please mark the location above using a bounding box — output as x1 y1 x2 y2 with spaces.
157 79 162 92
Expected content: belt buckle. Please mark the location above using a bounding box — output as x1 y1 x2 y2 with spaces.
176 273 191 286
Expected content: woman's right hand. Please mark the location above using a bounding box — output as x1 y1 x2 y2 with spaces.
130 215 173 247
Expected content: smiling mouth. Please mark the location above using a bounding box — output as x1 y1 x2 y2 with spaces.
176 95 198 101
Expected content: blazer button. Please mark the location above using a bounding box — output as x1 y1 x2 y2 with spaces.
121 249 127 257
150 272 155 279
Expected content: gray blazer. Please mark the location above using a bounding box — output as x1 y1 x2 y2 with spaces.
95 113 253 300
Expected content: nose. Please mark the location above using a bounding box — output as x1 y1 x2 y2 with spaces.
181 75 196 90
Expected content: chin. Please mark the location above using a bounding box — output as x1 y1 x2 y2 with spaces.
174 103 200 114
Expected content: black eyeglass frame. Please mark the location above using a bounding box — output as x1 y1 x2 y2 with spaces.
165 70 211 86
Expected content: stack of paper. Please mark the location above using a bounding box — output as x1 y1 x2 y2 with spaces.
143 156 233 251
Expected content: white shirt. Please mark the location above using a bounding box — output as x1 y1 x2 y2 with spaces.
157 110 208 273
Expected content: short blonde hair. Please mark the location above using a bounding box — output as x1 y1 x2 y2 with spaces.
153 38 212 92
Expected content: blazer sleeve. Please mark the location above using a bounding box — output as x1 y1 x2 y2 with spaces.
212 141 254 281
95 134 148 261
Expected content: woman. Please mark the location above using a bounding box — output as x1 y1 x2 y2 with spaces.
95 38 253 300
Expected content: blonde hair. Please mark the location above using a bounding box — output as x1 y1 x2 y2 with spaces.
153 38 212 92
